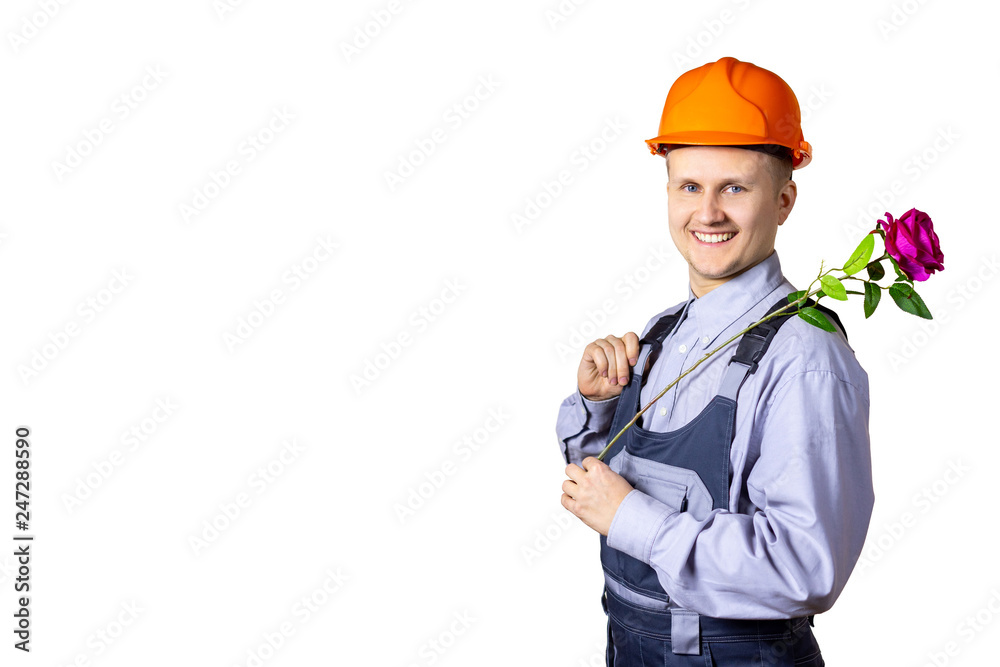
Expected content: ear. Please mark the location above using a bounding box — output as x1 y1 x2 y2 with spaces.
776 179 797 226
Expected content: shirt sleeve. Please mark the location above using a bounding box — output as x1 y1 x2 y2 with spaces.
555 389 620 466
605 369 875 618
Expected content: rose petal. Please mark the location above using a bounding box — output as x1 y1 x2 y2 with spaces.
879 212 895 233
893 229 920 258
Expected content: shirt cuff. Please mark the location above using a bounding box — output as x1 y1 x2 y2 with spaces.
578 387 620 433
606 489 677 564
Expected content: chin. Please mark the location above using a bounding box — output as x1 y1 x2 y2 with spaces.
689 258 737 281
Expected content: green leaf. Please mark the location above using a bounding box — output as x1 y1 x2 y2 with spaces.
889 283 933 319
867 261 885 281
786 290 806 304
819 275 848 301
863 281 881 318
844 234 876 275
797 306 837 332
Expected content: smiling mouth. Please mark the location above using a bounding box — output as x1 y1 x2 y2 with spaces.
692 231 737 244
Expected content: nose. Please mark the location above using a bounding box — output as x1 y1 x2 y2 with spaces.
693 191 726 226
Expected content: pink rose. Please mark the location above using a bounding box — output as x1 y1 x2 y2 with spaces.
878 208 944 282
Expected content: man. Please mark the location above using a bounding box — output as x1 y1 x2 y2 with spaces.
554 56 874 665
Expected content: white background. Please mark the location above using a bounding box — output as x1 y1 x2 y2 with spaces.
2 0 997 665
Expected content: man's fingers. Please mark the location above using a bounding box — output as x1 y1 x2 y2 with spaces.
564 463 584 482
561 479 578 498
591 339 613 381
623 331 640 365
560 493 575 513
587 334 640 388
604 335 630 386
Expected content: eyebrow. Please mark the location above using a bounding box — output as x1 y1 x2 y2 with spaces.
670 175 761 185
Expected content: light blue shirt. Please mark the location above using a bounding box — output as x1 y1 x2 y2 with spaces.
555 250 875 618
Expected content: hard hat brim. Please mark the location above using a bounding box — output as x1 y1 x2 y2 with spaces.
646 133 811 169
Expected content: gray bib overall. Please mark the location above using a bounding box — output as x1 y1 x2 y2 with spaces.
599 297 843 665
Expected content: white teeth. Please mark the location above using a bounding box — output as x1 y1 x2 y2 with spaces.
694 231 736 243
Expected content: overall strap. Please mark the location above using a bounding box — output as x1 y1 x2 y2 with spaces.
632 301 693 382
717 296 848 401
600 301 692 464
639 305 689 348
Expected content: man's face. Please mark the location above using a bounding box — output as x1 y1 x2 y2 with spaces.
666 146 796 297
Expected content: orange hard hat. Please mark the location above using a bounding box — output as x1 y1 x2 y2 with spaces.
646 56 812 169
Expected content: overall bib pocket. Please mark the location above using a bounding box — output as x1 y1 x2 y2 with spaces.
611 449 714 520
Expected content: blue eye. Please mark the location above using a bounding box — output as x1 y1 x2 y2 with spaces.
683 184 698 193
727 185 744 194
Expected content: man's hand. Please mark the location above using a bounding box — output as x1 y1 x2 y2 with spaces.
577 332 640 401
561 456 634 536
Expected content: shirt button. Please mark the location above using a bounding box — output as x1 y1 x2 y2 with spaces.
678 344 687 353
701 336 709 345
660 407 667 416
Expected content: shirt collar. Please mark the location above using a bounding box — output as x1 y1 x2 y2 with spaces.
684 250 786 346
